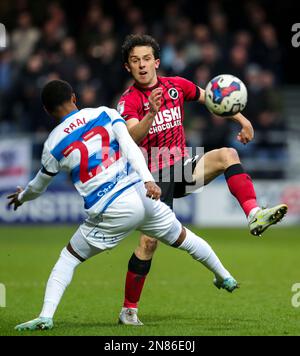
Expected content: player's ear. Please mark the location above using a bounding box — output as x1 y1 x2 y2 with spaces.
43 106 50 117
124 63 131 73
71 93 77 104
155 59 160 69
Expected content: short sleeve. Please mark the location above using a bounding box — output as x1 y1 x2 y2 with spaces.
117 96 139 121
41 141 60 176
106 108 126 126
175 76 200 102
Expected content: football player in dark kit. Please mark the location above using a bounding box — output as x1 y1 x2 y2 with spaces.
117 34 287 325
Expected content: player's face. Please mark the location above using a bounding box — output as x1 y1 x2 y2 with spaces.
125 46 160 87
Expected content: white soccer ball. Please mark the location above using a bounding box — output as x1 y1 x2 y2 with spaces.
205 74 247 117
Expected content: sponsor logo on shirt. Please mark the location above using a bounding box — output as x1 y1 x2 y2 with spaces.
117 101 125 116
168 88 179 100
153 106 181 125
149 106 182 134
97 181 117 199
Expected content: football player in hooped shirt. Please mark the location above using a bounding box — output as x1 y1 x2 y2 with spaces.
117 34 288 325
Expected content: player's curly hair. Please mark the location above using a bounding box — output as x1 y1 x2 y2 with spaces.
122 34 160 64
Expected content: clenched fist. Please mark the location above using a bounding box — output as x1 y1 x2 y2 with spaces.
144 181 161 200
149 87 163 115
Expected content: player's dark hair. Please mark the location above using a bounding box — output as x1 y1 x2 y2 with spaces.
122 34 160 64
41 80 74 113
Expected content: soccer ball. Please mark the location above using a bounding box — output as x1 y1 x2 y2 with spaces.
205 74 247 117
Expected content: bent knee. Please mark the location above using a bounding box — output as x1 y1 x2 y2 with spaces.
217 147 240 169
218 147 239 160
172 226 186 248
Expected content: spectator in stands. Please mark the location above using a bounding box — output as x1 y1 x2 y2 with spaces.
16 53 52 132
244 64 266 121
87 37 124 103
252 110 287 179
198 42 221 77
226 45 248 83
79 3 104 52
233 30 253 51
0 49 16 133
35 20 63 65
74 64 101 95
256 24 282 80
11 11 40 65
209 12 230 56
78 85 99 108
55 37 81 85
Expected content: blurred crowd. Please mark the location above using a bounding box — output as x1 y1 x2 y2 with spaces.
0 0 287 178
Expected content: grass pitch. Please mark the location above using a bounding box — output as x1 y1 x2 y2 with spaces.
0 225 300 336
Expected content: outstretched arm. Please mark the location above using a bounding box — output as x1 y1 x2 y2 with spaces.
197 86 254 144
7 139 59 210
7 170 54 210
227 112 254 144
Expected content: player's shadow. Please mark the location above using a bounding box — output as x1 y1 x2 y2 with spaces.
58 315 259 332
140 313 199 326
59 315 198 330
59 321 120 329
141 314 258 329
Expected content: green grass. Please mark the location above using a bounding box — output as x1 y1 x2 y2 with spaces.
0 225 300 336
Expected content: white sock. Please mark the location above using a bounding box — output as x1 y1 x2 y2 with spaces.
121 307 138 312
178 228 231 281
39 247 82 319
248 207 261 221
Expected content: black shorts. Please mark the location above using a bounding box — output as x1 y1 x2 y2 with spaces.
155 155 201 210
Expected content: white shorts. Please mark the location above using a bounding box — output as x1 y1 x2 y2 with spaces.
70 182 182 260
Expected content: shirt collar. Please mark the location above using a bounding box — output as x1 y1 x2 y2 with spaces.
134 77 161 91
61 109 79 122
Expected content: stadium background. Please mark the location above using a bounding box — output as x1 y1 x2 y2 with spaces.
1 0 299 225
1 0 300 336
